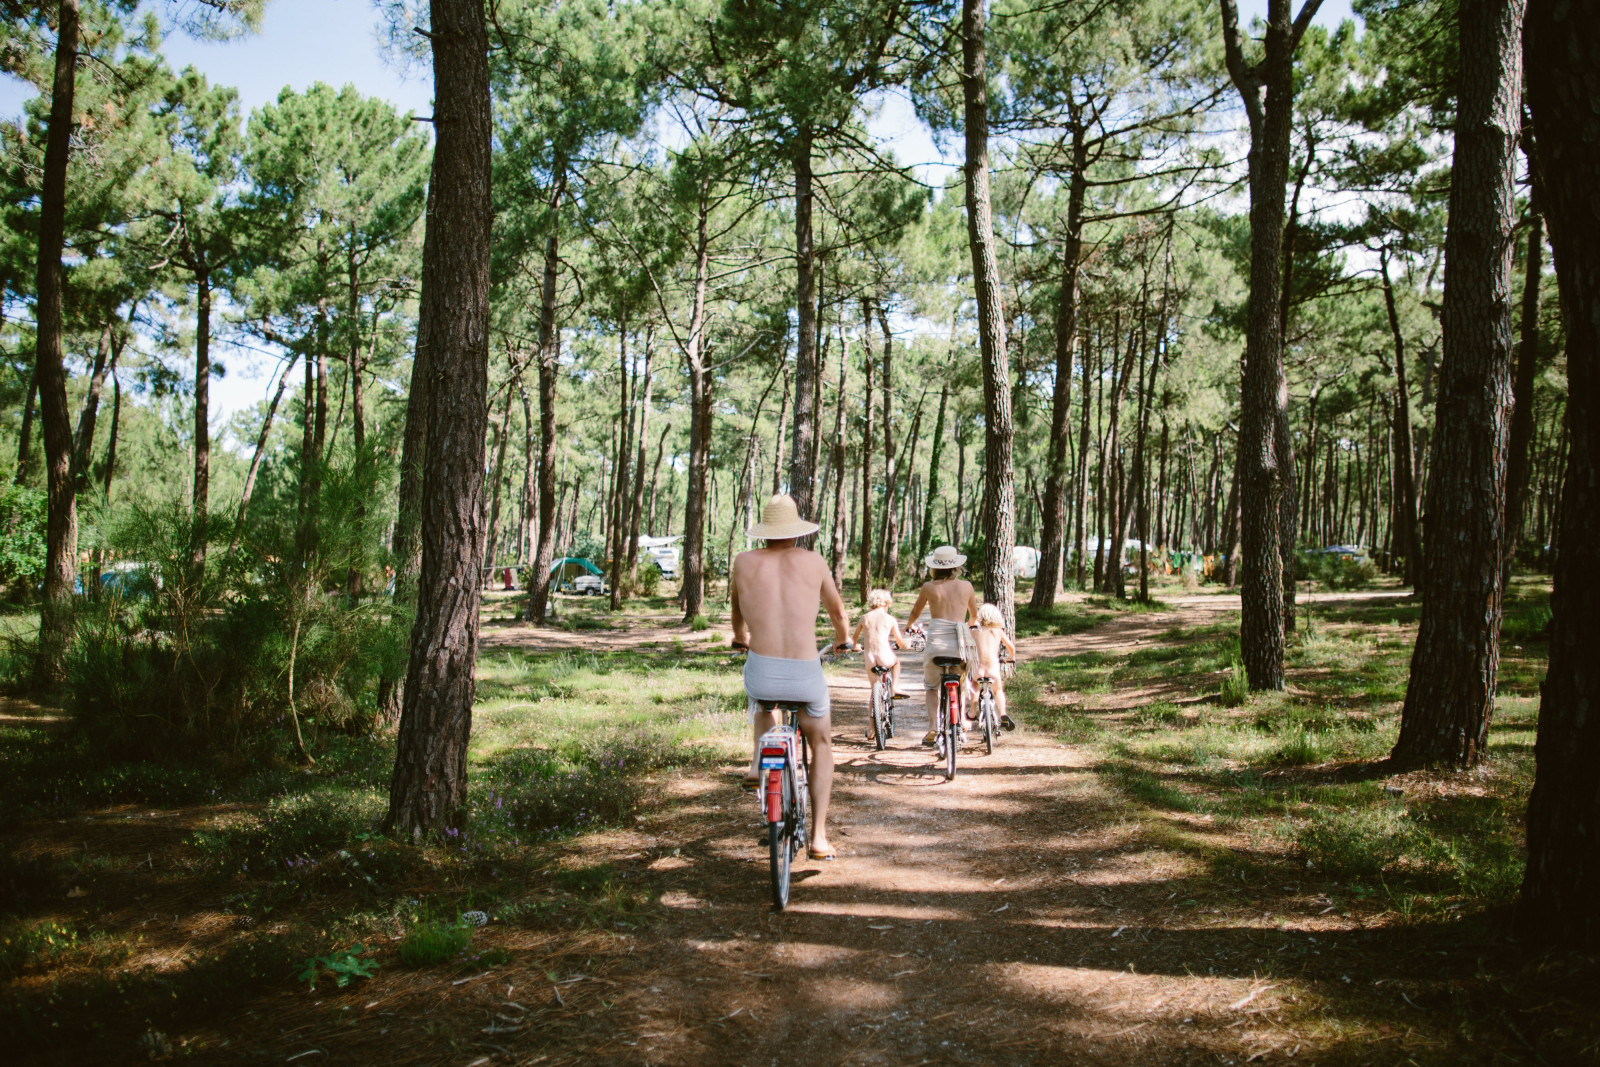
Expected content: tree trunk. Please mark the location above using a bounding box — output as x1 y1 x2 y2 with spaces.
1504 209 1544 572
648 420 669 536
1074 323 1095 587
680 206 713 621
625 330 653 581
830 331 850 590
1517 0 1600 949
1218 0 1321 689
787 126 818 528
71 321 114 493
101 362 120 501
858 302 876 603
526 169 567 624
227 354 299 565
376 167 441 726
1380 250 1421 585
1032 135 1086 610
918 380 950 572
483 384 513 574
14 364 37 485
33 0 81 684
609 321 632 610
963 0 1016 632
876 304 902 586
771 367 789 494
1393 0 1524 768
348 248 369 598
385 0 492 837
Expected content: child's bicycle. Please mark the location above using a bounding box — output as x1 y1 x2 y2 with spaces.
867 665 909 750
737 642 849 911
970 653 1012 756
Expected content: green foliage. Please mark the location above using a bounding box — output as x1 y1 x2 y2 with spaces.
0 484 46 590
297 944 377 990
1295 548 1378 590
688 613 709 631
1220 658 1250 707
397 921 472 968
637 558 662 596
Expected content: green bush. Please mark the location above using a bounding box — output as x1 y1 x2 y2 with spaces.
0 483 46 591
1220 658 1250 706
689 613 710 631
637 559 662 596
398 919 472 967
1295 548 1378 590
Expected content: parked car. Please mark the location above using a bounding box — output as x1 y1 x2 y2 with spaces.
570 574 609 596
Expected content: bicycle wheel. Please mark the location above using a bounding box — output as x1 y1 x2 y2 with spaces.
768 817 790 910
870 681 887 751
944 682 959 782
981 691 996 755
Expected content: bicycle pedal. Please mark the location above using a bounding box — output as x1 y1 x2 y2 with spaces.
758 833 769 846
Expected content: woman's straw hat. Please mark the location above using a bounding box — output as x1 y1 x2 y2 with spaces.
925 544 967 569
748 494 820 539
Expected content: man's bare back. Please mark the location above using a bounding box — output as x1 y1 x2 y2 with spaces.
729 546 847 659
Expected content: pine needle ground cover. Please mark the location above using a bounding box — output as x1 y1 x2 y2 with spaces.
0 645 748 1061
1015 579 1594 1063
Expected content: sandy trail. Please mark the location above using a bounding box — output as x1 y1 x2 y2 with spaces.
238 593 1426 1066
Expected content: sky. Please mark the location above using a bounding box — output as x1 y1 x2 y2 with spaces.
1 0 1361 429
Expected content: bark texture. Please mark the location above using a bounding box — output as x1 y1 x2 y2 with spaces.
963 0 1016 632
526 171 567 624
1031 148 1085 611
787 127 818 526
1393 0 1524 768
1218 0 1323 689
385 0 492 836
33 0 81 683
1517 0 1600 950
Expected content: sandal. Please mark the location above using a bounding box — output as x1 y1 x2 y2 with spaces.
922 731 937 746
1001 714 1016 731
808 846 837 861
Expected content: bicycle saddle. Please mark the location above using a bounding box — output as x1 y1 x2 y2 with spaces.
932 655 963 667
870 665 891 675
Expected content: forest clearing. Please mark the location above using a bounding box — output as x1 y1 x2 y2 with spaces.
4 0 1600 1062
4 582 1594 1065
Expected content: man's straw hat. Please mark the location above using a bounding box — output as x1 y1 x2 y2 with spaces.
925 544 967 569
748 493 819 539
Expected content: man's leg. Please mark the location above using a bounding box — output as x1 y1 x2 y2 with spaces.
923 662 940 744
798 713 834 854
747 708 778 781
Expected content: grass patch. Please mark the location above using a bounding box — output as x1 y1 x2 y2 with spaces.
397 919 474 968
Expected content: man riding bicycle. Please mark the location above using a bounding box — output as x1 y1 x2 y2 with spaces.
730 494 852 861
904 545 982 746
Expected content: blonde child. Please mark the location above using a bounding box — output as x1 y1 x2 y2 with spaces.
969 603 1017 731
852 589 912 704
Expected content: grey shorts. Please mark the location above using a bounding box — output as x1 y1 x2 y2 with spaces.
744 651 831 721
923 619 969 686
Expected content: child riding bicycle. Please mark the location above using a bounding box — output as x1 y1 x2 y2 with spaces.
853 589 912 704
970 603 1017 731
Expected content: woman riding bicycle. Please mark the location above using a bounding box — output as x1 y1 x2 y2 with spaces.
903 545 981 746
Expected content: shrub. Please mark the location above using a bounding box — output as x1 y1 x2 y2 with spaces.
398 920 472 967
1220 658 1250 706
637 559 662 596
689 614 710 631
0 483 46 591
1295 549 1378 590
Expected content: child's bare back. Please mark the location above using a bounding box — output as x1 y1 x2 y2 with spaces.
855 607 902 662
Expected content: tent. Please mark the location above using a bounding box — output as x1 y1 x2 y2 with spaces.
549 557 604 583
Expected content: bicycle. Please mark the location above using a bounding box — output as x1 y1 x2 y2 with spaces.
971 654 1011 756
931 652 965 782
755 698 810 910
867 664 907 750
737 641 848 911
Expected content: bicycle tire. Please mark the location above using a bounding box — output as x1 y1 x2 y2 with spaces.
870 681 887 751
768 818 790 910
982 691 996 755
944 681 959 782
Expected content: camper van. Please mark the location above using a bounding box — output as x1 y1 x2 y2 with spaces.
637 535 682 579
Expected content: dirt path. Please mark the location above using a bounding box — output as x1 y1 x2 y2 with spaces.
218 594 1463 1067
